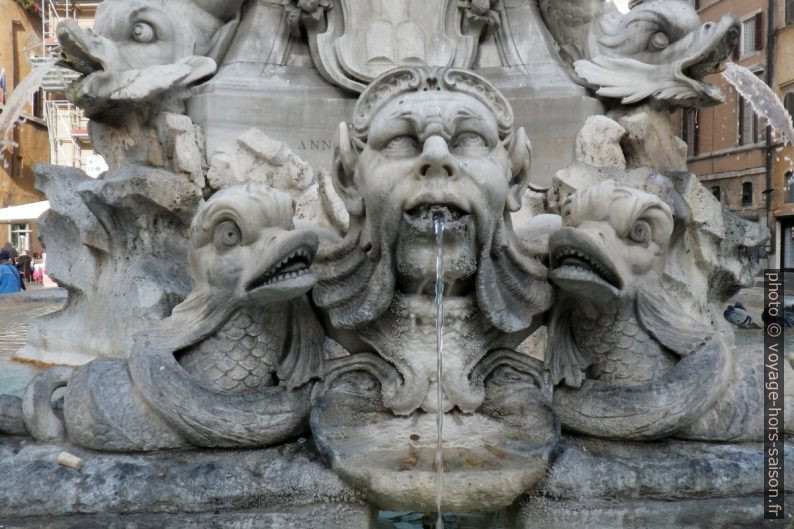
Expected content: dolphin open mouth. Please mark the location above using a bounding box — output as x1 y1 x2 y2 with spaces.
682 19 741 78
56 19 115 75
678 16 741 103
247 246 315 291
548 229 623 296
551 246 622 290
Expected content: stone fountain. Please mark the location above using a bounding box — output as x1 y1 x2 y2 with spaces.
0 0 792 527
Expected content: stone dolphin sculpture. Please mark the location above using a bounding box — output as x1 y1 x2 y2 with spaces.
540 0 740 107
545 179 793 441
56 0 245 117
0 183 325 450
545 180 729 440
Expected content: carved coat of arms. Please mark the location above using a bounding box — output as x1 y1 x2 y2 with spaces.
308 0 483 92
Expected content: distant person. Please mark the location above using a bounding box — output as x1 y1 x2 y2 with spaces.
0 250 23 293
1 242 17 264
16 250 32 283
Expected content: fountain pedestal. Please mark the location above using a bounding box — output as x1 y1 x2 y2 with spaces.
513 437 794 529
0 437 374 529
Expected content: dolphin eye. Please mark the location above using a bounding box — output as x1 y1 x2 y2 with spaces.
648 31 670 50
131 21 156 43
214 220 241 250
629 220 651 245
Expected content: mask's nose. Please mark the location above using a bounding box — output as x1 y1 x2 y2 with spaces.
413 136 458 180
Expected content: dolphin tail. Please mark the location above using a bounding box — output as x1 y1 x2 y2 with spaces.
17 367 75 443
0 394 26 435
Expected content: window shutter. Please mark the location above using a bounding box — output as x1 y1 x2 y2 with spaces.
681 109 688 142
785 92 794 120
754 12 764 50
682 109 699 157
690 108 700 156
738 96 745 144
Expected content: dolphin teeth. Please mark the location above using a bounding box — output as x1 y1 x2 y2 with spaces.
553 246 620 288
247 247 313 290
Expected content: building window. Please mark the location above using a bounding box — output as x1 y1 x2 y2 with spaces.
682 109 699 156
741 182 753 206
10 223 31 252
787 0 794 25
738 96 759 145
785 92 794 121
740 13 764 56
786 171 794 203
32 90 43 119
11 155 22 179
711 186 721 202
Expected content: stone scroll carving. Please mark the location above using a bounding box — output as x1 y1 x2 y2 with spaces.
306 0 492 92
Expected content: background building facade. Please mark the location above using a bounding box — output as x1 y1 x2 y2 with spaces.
771 0 794 267
0 0 103 255
684 0 770 234
0 0 49 254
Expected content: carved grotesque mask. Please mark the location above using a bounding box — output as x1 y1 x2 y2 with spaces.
360 90 515 294
316 66 551 332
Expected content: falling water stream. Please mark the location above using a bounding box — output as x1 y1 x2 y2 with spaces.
433 217 445 529
722 62 794 147
0 59 58 160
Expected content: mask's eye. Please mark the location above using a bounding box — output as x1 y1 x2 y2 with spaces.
214 220 241 250
131 21 156 43
648 31 670 50
383 135 420 157
451 132 488 154
629 220 651 245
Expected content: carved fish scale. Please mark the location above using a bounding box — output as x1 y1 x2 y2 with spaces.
572 300 676 386
179 306 287 392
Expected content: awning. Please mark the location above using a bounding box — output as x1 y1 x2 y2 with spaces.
0 201 50 223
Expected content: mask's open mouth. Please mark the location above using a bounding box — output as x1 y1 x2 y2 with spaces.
404 203 471 231
247 246 314 291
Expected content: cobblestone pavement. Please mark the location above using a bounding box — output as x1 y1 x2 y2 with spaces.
0 294 64 397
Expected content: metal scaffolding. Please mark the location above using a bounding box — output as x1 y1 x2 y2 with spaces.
45 99 88 169
36 0 100 170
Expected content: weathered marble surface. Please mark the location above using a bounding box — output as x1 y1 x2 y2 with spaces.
0 437 373 529
1 436 789 528
513 436 794 529
514 497 792 529
539 437 793 500
15 163 201 365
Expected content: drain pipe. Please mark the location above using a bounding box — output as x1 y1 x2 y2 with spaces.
766 0 776 254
